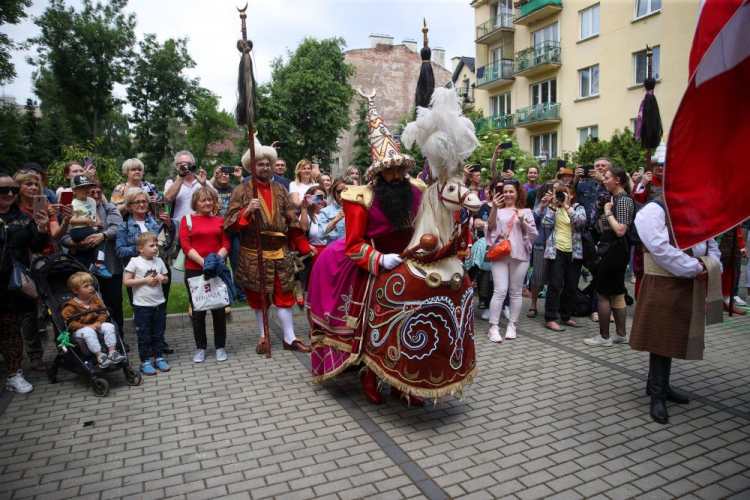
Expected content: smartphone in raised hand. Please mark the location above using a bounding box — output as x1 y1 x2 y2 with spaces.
60 191 74 206
33 195 47 216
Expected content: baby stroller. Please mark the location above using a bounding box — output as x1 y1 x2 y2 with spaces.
32 254 143 396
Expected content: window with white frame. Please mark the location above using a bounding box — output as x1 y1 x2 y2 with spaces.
579 126 599 145
579 65 600 98
490 92 511 116
532 23 559 46
635 0 661 19
580 4 600 39
531 79 557 105
532 133 557 158
630 118 638 133
634 46 660 85
491 0 513 28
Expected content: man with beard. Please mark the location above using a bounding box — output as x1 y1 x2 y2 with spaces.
306 93 425 405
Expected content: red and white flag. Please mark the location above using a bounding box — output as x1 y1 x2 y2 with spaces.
665 0 750 249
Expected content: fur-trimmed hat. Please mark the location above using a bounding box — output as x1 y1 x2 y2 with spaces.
651 141 666 165
241 137 277 170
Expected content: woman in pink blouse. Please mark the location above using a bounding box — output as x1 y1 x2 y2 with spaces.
485 179 538 343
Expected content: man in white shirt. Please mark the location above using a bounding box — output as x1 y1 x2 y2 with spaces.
164 151 215 223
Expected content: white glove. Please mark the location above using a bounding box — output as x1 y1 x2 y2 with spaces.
379 253 403 270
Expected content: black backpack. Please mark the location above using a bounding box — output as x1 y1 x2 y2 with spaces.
572 284 593 317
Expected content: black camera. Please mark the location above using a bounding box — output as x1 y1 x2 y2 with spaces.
597 193 611 207
555 191 566 204
179 162 197 173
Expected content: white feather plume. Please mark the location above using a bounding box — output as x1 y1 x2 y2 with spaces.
401 87 479 180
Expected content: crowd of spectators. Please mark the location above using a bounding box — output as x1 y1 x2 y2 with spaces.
1 142 746 395
466 146 748 347
0 151 361 394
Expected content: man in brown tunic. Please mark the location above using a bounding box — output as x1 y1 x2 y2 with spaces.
224 145 315 354
630 197 722 424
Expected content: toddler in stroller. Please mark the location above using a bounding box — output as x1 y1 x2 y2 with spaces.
61 272 126 367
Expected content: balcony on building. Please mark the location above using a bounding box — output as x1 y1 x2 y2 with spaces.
456 87 475 109
475 59 514 90
476 13 515 45
514 102 561 127
514 0 563 26
513 41 561 77
475 113 515 133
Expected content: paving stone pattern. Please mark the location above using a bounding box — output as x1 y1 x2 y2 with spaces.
1 285 750 500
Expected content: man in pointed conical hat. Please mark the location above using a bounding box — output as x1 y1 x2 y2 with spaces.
307 91 426 405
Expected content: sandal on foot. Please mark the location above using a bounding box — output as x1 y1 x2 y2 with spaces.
30 359 47 372
545 322 565 332
526 308 537 318
562 320 583 328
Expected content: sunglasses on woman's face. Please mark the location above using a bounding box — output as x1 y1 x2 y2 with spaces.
0 186 21 195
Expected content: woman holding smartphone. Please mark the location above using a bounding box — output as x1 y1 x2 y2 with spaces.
485 179 537 343
584 168 635 347
298 185 328 297
12 169 71 372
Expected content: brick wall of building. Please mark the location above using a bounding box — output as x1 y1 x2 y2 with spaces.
331 44 452 176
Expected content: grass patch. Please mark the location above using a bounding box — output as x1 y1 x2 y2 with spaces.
122 285 249 317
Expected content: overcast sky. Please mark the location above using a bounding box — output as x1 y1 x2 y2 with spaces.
1 0 476 113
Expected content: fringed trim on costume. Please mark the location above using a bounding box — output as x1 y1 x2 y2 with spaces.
311 354 362 384
361 357 477 401
310 336 357 353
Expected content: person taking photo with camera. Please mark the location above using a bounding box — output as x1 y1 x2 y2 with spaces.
164 151 215 224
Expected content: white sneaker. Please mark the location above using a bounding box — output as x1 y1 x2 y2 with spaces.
502 306 510 320
591 312 599 322
505 323 517 340
612 334 630 344
6 370 33 394
488 325 503 343
733 296 747 306
481 310 490 320
215 348 228 362
584 335 613 347
193 349 206 363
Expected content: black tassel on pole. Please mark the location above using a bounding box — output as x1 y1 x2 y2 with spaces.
235 39 257 127
640 77 662 149
639 46 662 150
414 19 435 118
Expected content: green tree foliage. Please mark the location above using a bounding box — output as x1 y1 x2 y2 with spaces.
255 37 355 168
127 34 199 175
47 140 123 192
569 128 646 173
0 105 26 174
184 91 237 169
351 99 371 171
471 130 538 182
0 0 32 85
27 0 136 141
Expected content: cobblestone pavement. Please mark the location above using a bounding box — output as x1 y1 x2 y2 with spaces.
2 287 750 500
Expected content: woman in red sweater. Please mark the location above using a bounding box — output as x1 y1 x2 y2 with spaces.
180 188 231 363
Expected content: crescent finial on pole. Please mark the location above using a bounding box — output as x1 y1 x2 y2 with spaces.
356 88 376 100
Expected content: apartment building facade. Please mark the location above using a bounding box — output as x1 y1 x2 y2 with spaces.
470 0 700 161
